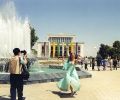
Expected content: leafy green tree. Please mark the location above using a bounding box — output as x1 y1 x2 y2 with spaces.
98 41 120 59
113 41 120 49
30 26 39 48
112 41 120 59
108 47 114 57
98 44 110 59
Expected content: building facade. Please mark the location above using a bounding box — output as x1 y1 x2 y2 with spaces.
36 34 84 58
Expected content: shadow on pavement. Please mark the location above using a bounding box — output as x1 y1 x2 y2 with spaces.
51 91 75 98
0 96 10 100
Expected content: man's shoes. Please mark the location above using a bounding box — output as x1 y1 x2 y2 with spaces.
22 97 26 100
70 92 77 96
18 97 26 100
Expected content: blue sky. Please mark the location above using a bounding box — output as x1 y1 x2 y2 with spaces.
1 0 120 56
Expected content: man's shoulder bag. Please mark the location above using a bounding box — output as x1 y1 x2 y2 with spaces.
19 58 30 80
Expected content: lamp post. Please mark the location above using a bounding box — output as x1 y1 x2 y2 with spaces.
94 46 98 57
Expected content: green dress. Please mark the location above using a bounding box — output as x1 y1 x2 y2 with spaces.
57 60 80 92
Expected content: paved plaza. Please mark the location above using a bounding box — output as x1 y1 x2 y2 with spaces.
0 67 120 100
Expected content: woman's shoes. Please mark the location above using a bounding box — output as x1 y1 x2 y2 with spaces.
70 92 77 96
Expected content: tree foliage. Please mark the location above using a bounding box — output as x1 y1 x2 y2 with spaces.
112 41 120 58
30 26 39 48
113 41 120 49
98 44 110 59
98 40 120 59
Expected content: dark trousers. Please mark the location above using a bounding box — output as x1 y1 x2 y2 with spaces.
85 64 88 70
92 63 95 70
113 65 117 70
10 74 23 100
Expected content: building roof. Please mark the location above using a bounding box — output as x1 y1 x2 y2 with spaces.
48 33 76 38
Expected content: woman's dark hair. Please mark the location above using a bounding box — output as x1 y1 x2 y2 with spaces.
69 53 75 61
13 48 20 56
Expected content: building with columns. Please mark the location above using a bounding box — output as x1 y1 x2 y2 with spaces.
36 34 84 58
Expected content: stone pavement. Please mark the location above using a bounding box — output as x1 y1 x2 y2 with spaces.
0 67 120 100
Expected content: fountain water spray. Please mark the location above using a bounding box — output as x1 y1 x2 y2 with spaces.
0 1 31 58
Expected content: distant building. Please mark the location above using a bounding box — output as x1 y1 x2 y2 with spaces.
36 34 84 58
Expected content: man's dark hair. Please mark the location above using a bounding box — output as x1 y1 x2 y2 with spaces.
13 48 20 56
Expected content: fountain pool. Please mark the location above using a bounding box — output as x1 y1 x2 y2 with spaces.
0 63 92 84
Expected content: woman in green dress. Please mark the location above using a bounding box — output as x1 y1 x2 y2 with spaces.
57 53 80 96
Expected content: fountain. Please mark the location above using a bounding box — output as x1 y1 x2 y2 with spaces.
0 59 92 84
0 1 31 58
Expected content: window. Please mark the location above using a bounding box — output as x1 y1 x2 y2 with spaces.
42 46 45 54
60 46 62 56
69 46 71 54
64 46 67 57
50 46 53 57
55 46 58 57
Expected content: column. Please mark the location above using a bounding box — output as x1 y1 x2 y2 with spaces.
53 42 55 58
60 38 61 43
58 38 59 43
70 42 74 53
57 43 60 57
66 44 69 57
55 37 57 42
62 42 64 57
37 43 42 57
48 42 51 58
51 37 53 42
51 43 53 58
